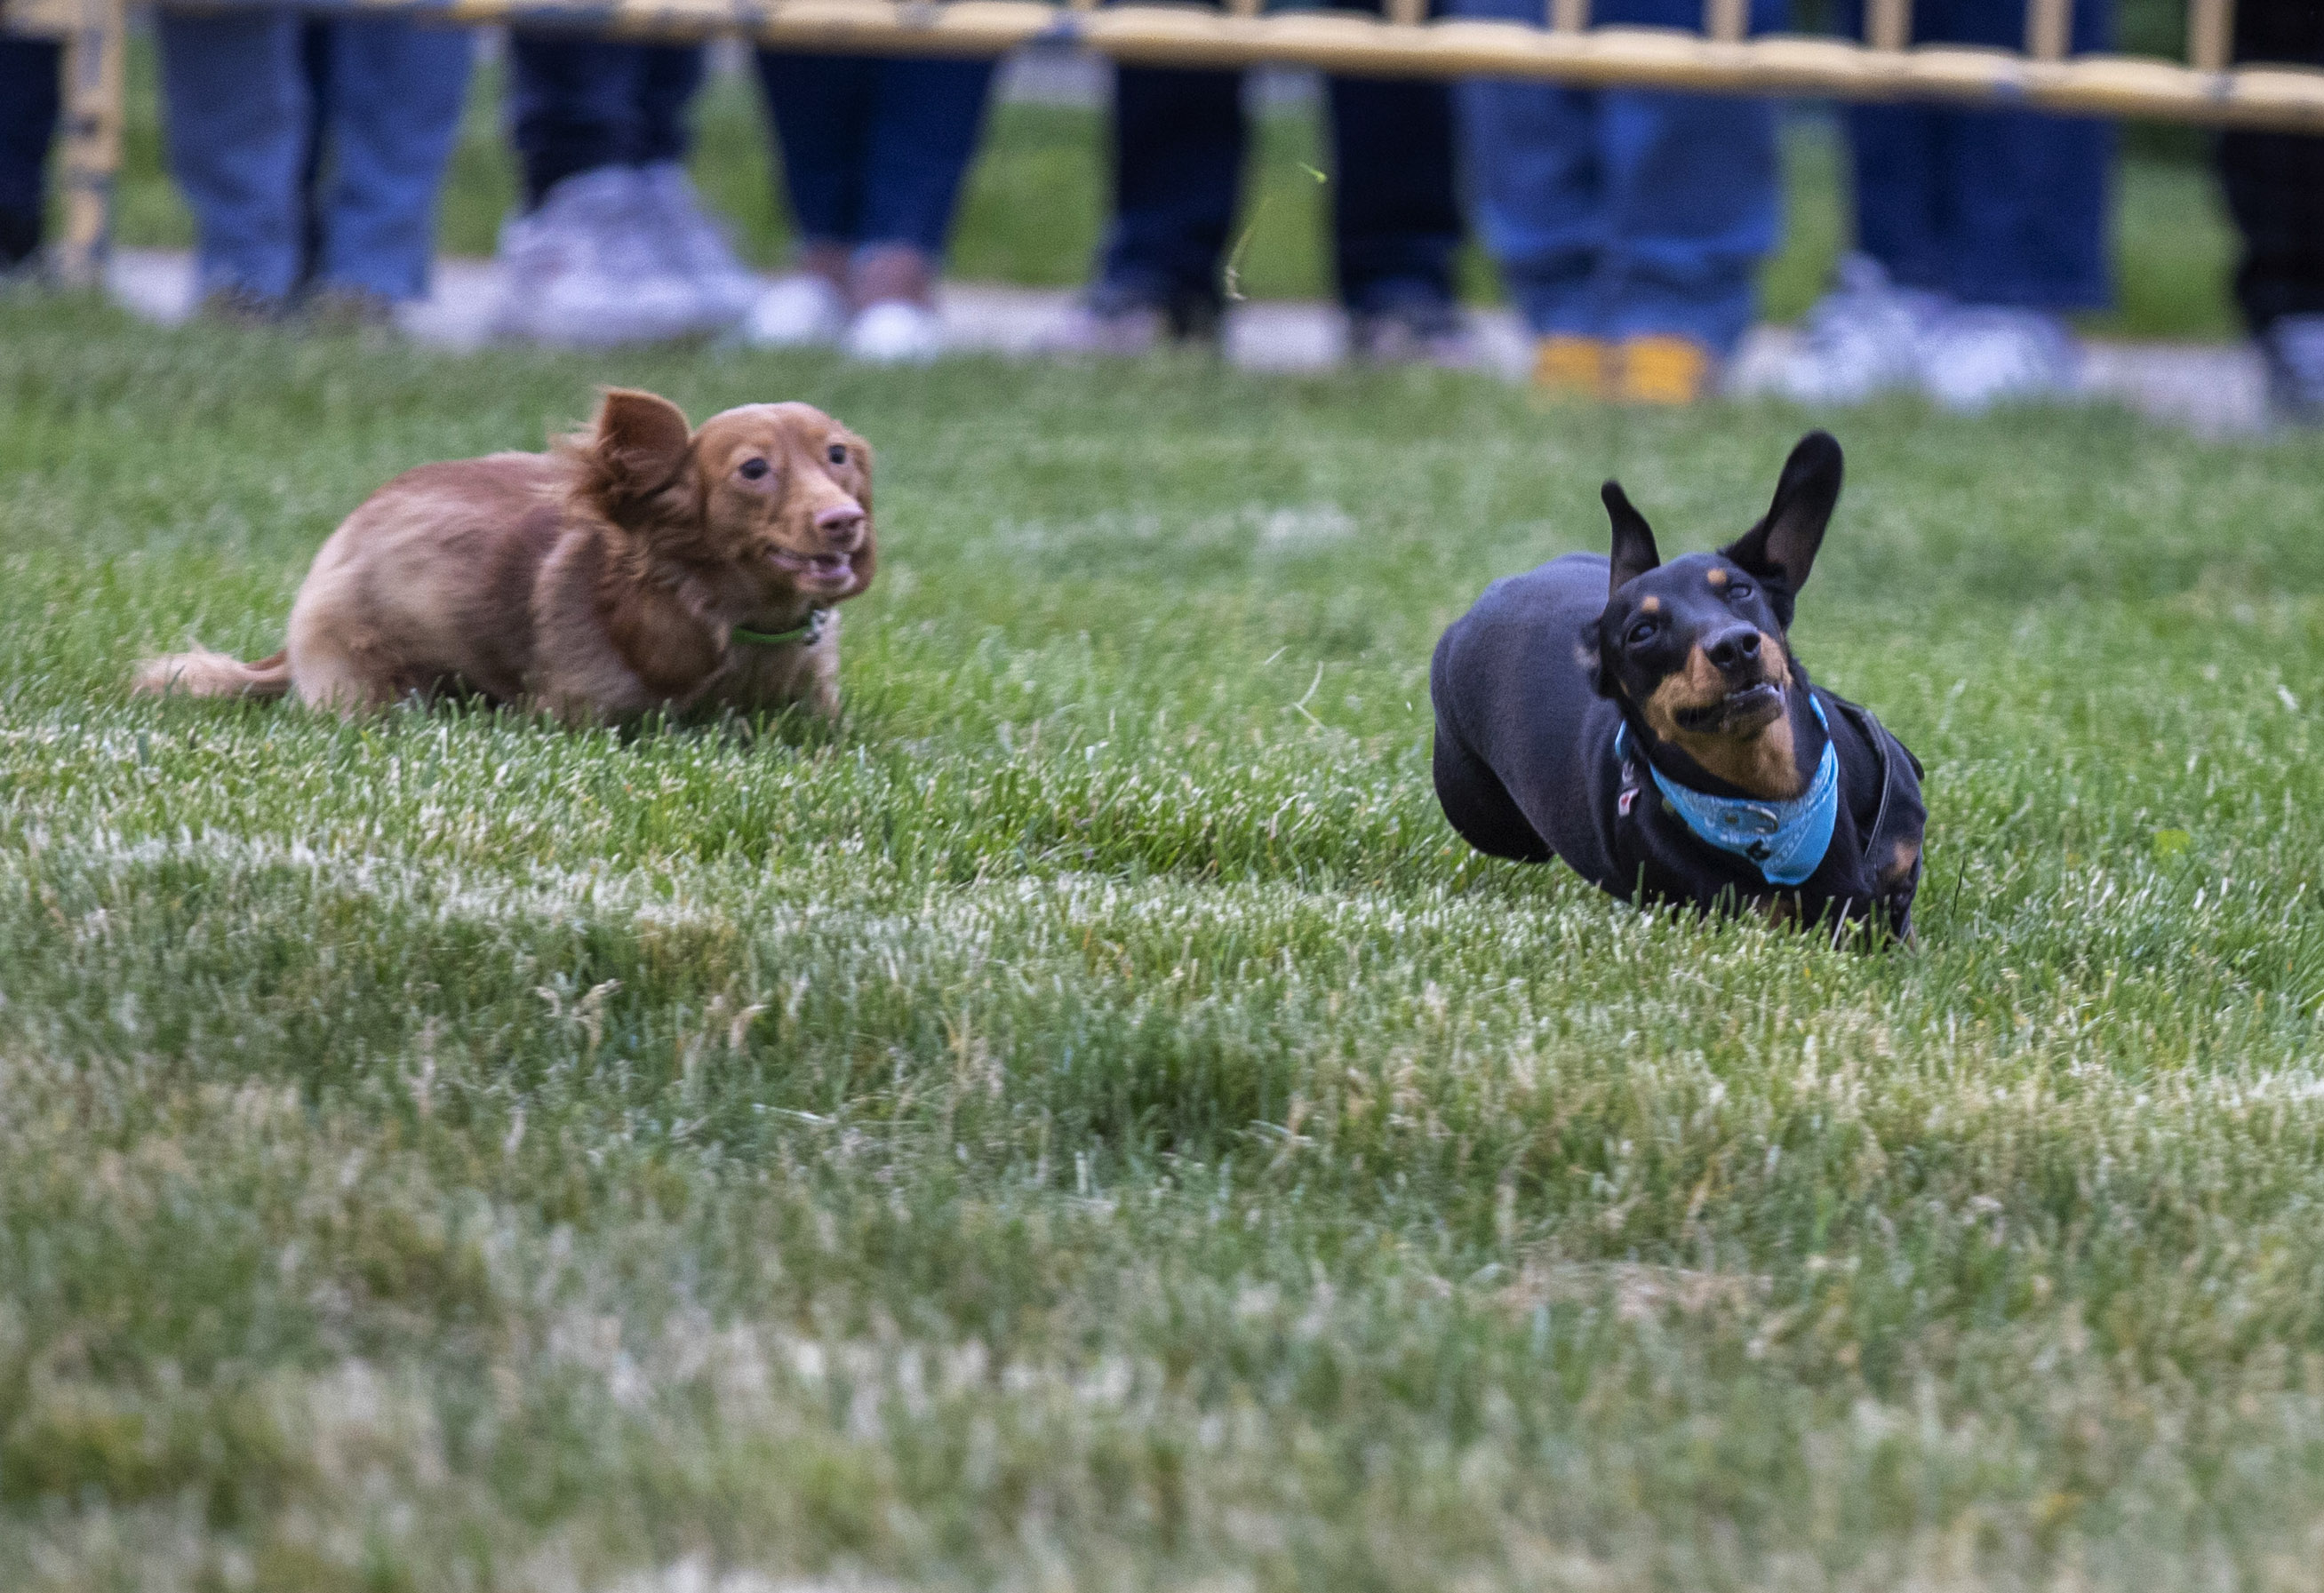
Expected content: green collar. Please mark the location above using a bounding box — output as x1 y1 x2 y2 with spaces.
731 609 826 649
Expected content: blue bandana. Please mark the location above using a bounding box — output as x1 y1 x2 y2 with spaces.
1615 696 1839 887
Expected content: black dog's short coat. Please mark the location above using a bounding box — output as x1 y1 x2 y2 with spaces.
1429 433 1926 937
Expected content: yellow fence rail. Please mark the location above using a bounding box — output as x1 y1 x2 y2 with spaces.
6 0 2322 287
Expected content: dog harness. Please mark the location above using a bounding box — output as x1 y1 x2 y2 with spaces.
1615 696 1840 887
731 608 827 649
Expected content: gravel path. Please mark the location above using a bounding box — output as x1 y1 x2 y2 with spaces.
104 248 2273 437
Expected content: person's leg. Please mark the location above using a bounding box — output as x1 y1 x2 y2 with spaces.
1828 0 1947 291
628 45 746 331
1936 108 2110 312
506 35 642 206
0 37 61 267
828 55 995 360
157 9 308 306
1843 103 1949 291
2220 131 2324 338
629 43 707 169
1452 70 1602 344
1897 0 2114 309
855 54 996 262
1589 0 1780 375
497 35 705 344
314 17 475 303
2218 0 2324 335
755 51 882 258
1596 86 1779 358
1099 64 1245 320
739 52 875 346
2216 0 2324 418
296 20 332 291
1325 71 1460 316
1904 0 2112 406
1780 0 2096 407
1835 0 2110 307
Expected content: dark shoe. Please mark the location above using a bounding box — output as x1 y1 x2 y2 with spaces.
2260 315 2324 426
1041 279 1221 356
197 285 291 328
0 208 40 274
1348 291 1473 368
300 283 399 334
1154 283 1223 346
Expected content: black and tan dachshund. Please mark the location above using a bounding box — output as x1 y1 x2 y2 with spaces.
1429 432 1926 939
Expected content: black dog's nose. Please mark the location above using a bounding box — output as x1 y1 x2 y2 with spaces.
1705 625 1761 674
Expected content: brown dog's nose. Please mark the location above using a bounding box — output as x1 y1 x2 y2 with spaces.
1705 625 1761 676
815 502 866 548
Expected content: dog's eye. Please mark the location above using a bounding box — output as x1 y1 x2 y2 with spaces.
1625 620 1658 648
1726 580 1753 600
826 443 849 466
739 458 771 481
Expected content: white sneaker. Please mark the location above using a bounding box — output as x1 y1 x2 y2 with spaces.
740 275 849 348
1762 253 1948 406
639 162 758 331
845 299 945 365
491 166 705 346
1916 306 2081 412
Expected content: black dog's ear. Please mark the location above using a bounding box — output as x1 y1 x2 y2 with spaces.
1721 432 1842 622
1576 620 1609 696
1602 481 1660 598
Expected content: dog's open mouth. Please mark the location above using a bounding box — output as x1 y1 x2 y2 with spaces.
767 548 858 593
1673 681 1784 734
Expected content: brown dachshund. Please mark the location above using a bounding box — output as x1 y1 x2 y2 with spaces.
134 388 875 725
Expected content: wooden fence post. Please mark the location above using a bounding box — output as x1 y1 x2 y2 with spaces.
55 0 125 287
1866 0 1912 53
2189 0 2234 75
2025 0 2071 63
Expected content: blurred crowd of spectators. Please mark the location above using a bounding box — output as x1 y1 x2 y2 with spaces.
2 0 2320 420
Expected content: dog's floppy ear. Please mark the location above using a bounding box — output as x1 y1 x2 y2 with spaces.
1721 431 1841 624
850 432 874 516
1602 481 1660 598
592 388 694 513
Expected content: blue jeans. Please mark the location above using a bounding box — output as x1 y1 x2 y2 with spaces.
1450 0 1781 355
0 36 59 263
507 37 704 206
1097 7 1463 315
754 52 994 257
158 11 473 304
1837 0 2114 309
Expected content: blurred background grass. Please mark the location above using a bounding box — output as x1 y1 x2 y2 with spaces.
101 1 2241 339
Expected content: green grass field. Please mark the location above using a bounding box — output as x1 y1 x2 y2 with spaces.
8 292 2324 1592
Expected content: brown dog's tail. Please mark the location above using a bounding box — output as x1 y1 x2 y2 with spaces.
132 646 293 701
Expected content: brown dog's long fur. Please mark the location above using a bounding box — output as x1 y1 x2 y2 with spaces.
134 389 875 725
